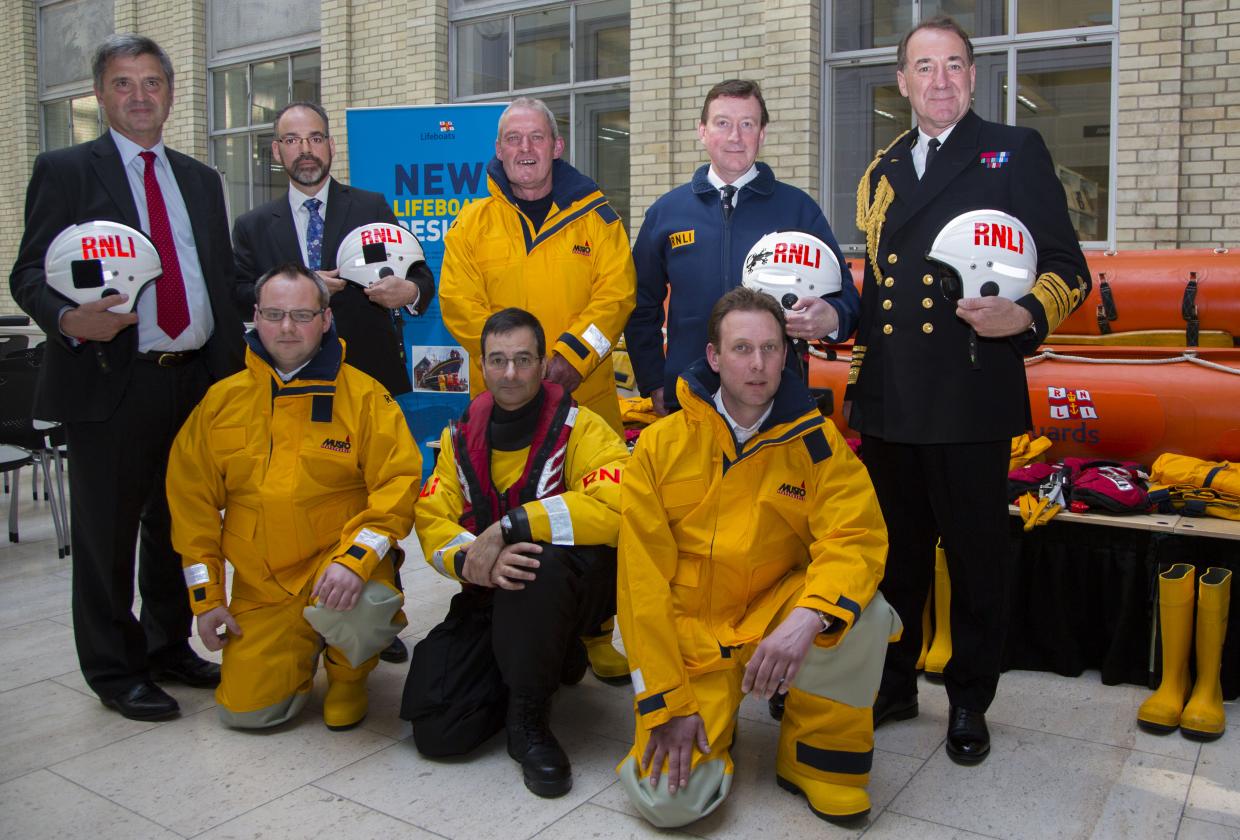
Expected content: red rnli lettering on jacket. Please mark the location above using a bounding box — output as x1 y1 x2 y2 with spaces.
80 235 136 260
973 222 1025 254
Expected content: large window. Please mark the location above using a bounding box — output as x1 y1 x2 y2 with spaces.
37 0 113 151
208 52 321 223
451 0 631 224
826 0 1117 249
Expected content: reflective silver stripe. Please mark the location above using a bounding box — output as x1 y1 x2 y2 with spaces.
431 531 475 577
535 442 568 498
540 495 575 544
565 405 579 427
353 528 390 559
582 323 612 358
631 667 646 695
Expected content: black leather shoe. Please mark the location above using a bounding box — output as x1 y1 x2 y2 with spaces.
769 691 786 721
379 636 408 663
101 682 180 721
560 639 588 686
873 692 919 728
507 693 572 798
152 653 221 688
946 706 990 765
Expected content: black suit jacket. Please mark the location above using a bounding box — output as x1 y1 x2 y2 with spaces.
232 178 434 396
8 133 245 422
846 110 1091 444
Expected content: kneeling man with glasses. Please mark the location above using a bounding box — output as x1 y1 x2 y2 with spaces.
407 307 629 799
167 263 421 731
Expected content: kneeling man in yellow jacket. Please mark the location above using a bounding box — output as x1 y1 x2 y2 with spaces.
168 263 421 730
617 286 899 825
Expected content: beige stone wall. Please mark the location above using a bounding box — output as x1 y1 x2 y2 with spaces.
1114 0 1238 249
0 1 41 317
628 0 822 238
322 0 450 182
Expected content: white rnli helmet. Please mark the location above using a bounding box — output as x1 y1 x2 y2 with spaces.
928 209 1038 301
43 221 161 313
336 223 425 288
741 231 842 310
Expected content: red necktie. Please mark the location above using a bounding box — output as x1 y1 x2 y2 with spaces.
139 150 190 339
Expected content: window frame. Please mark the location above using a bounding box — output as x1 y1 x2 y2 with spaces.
823 0 1120 251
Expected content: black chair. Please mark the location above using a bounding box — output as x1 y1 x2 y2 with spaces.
0 366 69 556
0 335 29 358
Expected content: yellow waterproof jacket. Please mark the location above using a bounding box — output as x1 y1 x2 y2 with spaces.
440 158 636 432
417 389 629 580
168 329 421 614
618 359 888 730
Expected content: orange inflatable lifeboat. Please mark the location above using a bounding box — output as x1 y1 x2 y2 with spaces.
808 345 1240 467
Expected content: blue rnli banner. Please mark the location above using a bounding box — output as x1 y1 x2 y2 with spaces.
346 103 507 476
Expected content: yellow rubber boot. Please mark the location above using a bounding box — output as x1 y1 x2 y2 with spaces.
915 594 932 672
1138 564 1196 733
1180 567 1232 741
583 617 631 685
323 649 376 731
924 542 952 680
775 688 872 824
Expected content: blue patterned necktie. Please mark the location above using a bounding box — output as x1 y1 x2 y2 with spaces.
304 197 324 270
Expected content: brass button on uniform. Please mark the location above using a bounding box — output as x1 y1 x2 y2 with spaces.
887 253 898 265
922 297 933 309
882 299 893 310
884 277 895 288
883 324 894 335
922 322 934 334
923 274 934 286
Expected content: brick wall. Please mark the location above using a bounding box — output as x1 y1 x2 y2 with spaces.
0 1 40 316
628 0 821 239
1115 0 1238 249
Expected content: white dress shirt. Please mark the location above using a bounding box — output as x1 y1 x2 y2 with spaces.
714 388 773 445
707 164 759 208
110 129 214 352
912 123 957 180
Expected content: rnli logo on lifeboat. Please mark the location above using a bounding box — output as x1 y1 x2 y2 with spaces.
1047 387 1098 421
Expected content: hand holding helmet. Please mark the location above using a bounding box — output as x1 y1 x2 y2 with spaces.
44 220 162 313
335 223 426 289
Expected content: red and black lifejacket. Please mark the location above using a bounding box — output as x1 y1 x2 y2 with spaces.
453 381 577 533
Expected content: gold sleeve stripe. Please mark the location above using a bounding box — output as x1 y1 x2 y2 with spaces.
1031 272 1081 334
848 345 866 385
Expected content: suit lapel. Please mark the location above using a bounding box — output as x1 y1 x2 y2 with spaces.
90 135 142 230
321 178 352 267
885 111 982 240
268 193 303 263
167 150 214 273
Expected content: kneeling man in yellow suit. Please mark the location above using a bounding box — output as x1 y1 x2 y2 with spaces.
617 286 899 825
168 263 421 730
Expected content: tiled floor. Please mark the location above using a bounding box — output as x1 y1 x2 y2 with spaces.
1 481 1238 839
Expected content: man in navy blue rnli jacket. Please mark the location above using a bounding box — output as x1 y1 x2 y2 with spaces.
627 79 860 414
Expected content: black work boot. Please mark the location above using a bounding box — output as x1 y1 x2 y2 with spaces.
506 692 572 798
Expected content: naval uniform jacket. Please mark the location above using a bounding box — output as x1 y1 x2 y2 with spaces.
845 110 1090 444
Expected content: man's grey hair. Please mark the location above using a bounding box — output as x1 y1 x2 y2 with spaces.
496 97 560 143
273 101 331 136
255 263 330 309
92 34 175 93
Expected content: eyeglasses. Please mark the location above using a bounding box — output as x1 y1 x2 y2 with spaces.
277 134 329 148
483 353 540 371
257 307 324 323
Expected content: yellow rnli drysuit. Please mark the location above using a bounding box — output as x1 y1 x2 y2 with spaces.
616 359 899 827
416 390 629 581
440 158 635 433
168 329 421 728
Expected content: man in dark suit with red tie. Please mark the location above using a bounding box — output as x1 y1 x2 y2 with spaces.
231 101 434 663
9 34 245 720
848 16 1090 764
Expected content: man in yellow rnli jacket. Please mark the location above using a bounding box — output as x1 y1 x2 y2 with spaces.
408 307 629 799
440 95 635 684
616 287 899 826
167 263 420 731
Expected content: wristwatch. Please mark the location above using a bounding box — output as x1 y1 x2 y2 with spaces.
500 513 514 544
814 609 835 634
